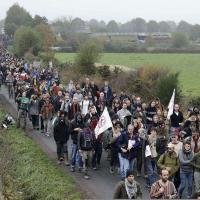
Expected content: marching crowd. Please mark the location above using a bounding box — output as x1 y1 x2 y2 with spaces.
1 48 200 199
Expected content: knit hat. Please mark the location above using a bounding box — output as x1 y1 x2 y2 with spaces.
126 170 135 178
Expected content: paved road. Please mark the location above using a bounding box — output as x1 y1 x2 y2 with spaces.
0 86 150 199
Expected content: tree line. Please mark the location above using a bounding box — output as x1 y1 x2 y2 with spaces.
3 3 200 56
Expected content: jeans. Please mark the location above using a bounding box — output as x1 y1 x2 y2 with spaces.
118 153 129 179
178 171 193 197
110 148 119 168
17 110 27 129
129 158 137 171
71 143 83 168
43 119 51 134
56 141 68 160
80 150 92 174
194 171 200 193
31 115 39 128
146 157 156 186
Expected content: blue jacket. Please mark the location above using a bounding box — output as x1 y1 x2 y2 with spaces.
118 132 140 160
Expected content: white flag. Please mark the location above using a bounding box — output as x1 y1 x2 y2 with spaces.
95 107 113 138
167 89 175 119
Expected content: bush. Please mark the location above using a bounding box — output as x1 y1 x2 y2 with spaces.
155 72 182 106
96 65 111 79
14 26 41 56
75 39 102 75
172 32 189 48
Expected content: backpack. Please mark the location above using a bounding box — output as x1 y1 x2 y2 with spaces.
81 128 93 149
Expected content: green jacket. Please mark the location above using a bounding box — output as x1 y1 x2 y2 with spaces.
157 152 179 177
17 97 29 111
190 151 200 172
113 181 142 199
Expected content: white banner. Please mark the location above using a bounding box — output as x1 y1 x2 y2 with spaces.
95 107 113 138
167 89 175 119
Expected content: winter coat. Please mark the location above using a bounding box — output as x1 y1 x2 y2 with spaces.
53 120 69 143
41 103 54 120
78 127 94 151
113 181 142 199
29 99 39 115
146 106 157 124
68 103 81 120
157 152 179 177
170 111 184 128
69 113 85 144
178 148 194 173
190 151 200 172
101 85 112 102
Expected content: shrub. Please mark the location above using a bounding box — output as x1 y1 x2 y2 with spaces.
75 39 102 75
96 65 111 79
155 72 182 106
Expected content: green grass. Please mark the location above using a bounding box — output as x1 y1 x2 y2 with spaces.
0 111 81 200
55 52 200 96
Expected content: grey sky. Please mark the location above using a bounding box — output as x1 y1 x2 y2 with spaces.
1 0 199 24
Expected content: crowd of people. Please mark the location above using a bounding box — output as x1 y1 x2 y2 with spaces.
1 47 200 199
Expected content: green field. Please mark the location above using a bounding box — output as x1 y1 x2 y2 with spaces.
55 53 200 96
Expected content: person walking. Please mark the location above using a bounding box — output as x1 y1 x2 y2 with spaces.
157 143 179 180
53 111 70 165
29 94 39 130
41 98 54 137
150 169 177 199
16 91 30 129
78 125 94 179
178 141 194 199
113 170 142 199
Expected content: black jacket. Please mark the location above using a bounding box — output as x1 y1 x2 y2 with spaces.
53 120 69 142
69 113 85 144
170 111 184 128
78 127 94 151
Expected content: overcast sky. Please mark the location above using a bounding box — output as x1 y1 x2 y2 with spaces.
1 0 199 24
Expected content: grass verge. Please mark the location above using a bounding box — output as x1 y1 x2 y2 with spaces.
0 109 81 200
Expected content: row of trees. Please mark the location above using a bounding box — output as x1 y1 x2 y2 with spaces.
4 4 55 57
52 17 200 41
3 3 200 55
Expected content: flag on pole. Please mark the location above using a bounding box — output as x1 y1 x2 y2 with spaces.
167 89 175 119
95 107 113 138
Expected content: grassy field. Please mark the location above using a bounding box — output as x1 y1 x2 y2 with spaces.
0 109 81 200
55 52 200 96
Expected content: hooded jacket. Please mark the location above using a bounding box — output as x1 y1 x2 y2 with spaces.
69 113 85 144
53 118 69 142
178 146 194 172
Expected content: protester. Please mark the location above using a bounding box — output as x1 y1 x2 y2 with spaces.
113 170 142 199
53 111 70 165
16 91 29 129
69 112 84 172
178 141 194 199
29 94 39 130
150 169 177 199
78 125 94 179
40 98 54 136
190 149 200 198
157 143 179 179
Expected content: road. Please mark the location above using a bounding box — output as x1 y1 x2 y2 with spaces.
0 86 150 199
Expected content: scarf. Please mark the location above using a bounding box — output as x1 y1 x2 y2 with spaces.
125 178 138 199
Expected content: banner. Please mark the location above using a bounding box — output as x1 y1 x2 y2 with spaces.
167 89 175 119
94 107 113 138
